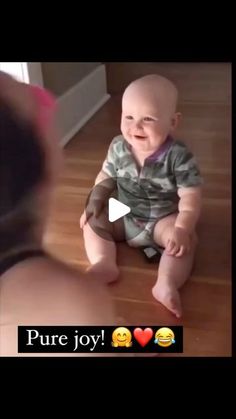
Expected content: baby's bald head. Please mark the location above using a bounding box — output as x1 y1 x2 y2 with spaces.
122 74 178 118
121 74 181 153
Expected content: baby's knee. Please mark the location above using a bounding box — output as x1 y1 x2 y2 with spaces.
85 211 110 231
83 216 114 242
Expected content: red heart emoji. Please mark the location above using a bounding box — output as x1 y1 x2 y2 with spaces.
133 328 153 347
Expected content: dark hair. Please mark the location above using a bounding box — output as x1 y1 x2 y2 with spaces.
0 100 46 253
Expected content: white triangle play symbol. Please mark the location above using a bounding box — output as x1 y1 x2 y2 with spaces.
108 198 131 222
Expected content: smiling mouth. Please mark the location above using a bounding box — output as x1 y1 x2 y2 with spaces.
159 338 171 344
133 135 147 140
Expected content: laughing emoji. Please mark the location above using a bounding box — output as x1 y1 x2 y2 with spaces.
154 328 175 347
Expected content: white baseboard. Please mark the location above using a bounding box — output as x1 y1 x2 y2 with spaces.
59 93 110 148
57 64 110 147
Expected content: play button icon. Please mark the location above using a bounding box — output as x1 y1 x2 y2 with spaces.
84 176 151 242
108 198 130 222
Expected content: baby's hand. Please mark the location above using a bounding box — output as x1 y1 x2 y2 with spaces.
166 226 191 257
79 199 104 229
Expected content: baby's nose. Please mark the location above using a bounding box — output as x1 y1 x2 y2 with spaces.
134 120 143 130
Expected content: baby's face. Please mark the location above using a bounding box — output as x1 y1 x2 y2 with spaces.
121 84 177 154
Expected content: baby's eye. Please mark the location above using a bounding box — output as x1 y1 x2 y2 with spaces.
125 115 133 120
143 116 156 122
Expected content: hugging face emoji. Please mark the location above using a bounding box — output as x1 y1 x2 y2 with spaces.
154 328 175 347
112 327 132 347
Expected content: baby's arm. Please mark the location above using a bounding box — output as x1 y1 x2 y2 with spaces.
165 142 203 256
80 169 116 228
93 169 116 199
80 137 119 228
95 169 111 185
175 186 202 233
166 186 202 257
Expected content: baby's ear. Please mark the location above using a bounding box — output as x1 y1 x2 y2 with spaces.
171 112 182 130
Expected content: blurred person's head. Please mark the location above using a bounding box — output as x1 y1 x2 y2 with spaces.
0 71 62 254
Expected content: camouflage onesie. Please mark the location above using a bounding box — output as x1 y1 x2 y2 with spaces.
102 135 203 248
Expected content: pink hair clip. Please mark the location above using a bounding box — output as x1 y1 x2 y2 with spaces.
29 85 57 135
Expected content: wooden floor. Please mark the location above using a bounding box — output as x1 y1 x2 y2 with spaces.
45 63 231 357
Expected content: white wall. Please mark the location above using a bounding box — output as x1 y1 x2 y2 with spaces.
0 62 29 83
0 62 110 148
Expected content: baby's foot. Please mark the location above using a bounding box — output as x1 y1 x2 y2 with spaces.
86 262 119 284
152 284 182 318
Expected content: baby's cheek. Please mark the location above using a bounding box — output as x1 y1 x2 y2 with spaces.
121 126 129 139
120 123 126 135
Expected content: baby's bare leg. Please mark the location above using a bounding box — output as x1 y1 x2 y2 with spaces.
83 210 125 283
152 213 197 318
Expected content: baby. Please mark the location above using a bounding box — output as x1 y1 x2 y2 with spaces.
80 74 203 318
